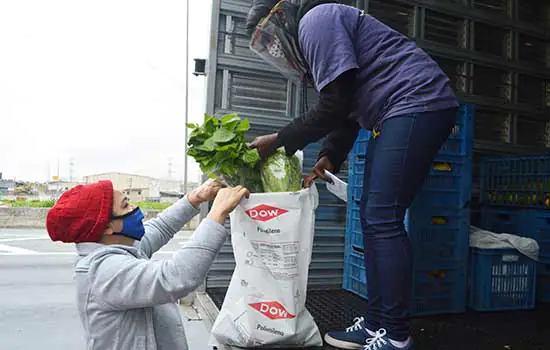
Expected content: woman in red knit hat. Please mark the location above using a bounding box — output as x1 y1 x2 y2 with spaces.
46 179 249 350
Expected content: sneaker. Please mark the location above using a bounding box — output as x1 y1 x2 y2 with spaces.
324 316 371 349
362 329 414 350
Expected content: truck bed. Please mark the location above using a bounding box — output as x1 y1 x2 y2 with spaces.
204 288 550 350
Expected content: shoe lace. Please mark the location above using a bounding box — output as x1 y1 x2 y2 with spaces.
345 316 365 332
363 328 388 350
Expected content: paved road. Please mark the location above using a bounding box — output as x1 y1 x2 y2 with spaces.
0 228 209 350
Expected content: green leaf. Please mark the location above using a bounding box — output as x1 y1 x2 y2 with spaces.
195 138 217 152
186 123 198 129
203 115 219 134
200 160 219 175
242 149 260 167
210 128 236 143
216 143 239 152
236 118 250 133
221 114 241 130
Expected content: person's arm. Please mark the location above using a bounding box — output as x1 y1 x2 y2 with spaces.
92 218 227 310
138 196 199 258
276 70 357 156
138 180 220 258
319 118 361 174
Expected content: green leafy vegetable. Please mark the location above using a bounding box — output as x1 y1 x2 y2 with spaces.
261 148 302 193
186 113 262 189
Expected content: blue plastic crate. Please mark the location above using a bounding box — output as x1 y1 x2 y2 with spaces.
479 207 525 236
349 156 366 177
480 154 550 209
413 156 473 208
346 202 363 248
537 264 550 303
469 248 537 311
407 207 470 267
411 265 467 316
343 247 368 299
525 210 550 263
342 247 467 315
437 104 474 158
349 129 372 157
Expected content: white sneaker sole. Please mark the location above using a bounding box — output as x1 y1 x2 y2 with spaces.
324 333 364 349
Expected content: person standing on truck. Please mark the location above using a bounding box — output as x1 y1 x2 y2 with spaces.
46 179 249 350
246 1 459 349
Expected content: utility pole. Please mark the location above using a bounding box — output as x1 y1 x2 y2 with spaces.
183 0 190 194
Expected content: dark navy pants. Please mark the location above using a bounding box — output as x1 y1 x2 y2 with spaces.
360 108 458 341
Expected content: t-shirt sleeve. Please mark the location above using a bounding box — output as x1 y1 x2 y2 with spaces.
298 4 360 92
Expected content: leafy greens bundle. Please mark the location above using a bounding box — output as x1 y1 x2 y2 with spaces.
187 113 260 186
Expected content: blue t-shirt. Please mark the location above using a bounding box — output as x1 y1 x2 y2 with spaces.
298 4 459 130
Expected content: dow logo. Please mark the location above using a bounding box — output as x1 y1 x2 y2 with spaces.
249 301 296 320
245 205 288 222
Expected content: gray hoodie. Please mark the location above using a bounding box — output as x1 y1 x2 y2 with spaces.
74 196 227 350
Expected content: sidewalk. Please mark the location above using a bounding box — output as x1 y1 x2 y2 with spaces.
180 302 211 349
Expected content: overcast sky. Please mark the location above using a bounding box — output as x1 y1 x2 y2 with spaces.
0 0 212 183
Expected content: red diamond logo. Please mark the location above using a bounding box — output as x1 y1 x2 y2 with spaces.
245 204 288 222
249 301 296 320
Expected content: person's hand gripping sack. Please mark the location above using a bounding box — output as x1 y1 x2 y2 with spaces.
303 156 335 188
207 186 251 225
187 179 223 208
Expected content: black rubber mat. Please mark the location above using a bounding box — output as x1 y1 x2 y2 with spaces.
208 288 550 350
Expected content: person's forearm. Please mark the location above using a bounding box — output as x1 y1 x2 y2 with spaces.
139 195 200 257
319 119 361 173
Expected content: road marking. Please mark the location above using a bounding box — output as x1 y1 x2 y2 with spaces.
0 237 49 243
0 251 179 256
0 244 39 254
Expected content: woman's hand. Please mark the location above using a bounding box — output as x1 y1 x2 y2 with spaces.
207 186 251 225
187 179 223 208
303 156 335 188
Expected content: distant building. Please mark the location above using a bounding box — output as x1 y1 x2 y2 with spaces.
46 180 83 193
0 179 16 194
83 172 198 202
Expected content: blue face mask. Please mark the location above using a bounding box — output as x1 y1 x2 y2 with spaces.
112 207 145 241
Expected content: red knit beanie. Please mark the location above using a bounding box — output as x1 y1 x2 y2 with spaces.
46 180 114 243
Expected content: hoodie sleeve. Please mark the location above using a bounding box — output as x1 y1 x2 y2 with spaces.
138 196 200 258
91 218 227 310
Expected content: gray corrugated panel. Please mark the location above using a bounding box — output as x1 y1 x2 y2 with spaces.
220 0 252 14
471 0 509 17
392 0 550 40
517 74 548 108
368 0 416 37
418 40 550 78
518 34 550 70
423 9 467 48
473 21 511 59
515 114 550 147
518 0 550 29
430 55 468 92
473 107 511 143
472 64 512 101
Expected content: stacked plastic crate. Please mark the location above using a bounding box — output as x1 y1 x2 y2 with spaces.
478 155 550 308
343 104 474 316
